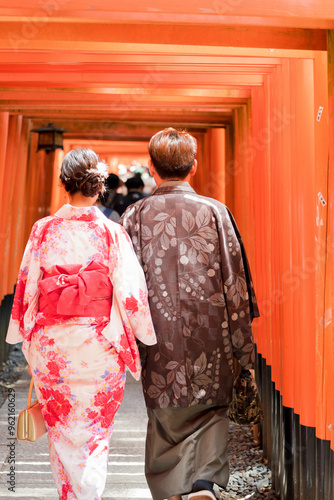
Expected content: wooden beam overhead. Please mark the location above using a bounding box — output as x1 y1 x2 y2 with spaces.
0 1 329 129
1 0 334 29
0 22 327 51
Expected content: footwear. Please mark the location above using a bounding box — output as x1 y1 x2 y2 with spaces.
188 491 217 500
192 480 215 494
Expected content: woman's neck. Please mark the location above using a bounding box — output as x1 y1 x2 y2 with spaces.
68 192 98 207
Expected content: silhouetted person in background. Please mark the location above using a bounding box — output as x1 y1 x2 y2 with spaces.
103 173 126 216
115 175 146 216
96 195 120 222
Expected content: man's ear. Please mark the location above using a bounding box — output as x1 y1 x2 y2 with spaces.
190 159 197 177
148 158 155 177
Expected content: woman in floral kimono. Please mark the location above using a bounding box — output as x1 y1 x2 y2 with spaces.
6 148 156 500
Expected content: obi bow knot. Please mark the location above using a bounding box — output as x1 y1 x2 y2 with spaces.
39 261 113 317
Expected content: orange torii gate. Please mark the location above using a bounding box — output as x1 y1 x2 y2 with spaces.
0 2 333 497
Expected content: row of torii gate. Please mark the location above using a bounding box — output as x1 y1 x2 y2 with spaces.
0 1 334 498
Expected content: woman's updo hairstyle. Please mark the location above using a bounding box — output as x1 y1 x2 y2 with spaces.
60 148 108 197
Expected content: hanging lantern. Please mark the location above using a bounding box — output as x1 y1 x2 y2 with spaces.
31 122 68 153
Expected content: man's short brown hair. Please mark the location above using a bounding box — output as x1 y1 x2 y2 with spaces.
148 128 197 179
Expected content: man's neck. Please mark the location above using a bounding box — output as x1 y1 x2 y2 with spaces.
149 159 197 187
155 175 192 187
159 179 188 186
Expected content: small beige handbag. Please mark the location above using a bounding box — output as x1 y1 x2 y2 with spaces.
17 378 47 442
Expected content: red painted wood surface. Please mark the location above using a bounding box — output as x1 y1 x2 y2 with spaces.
327 30 334 451
0 2 333 454
1 1 334 28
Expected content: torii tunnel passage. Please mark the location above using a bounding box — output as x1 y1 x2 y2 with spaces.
0 1 334 499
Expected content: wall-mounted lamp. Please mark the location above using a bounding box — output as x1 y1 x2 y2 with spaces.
31 122 68 153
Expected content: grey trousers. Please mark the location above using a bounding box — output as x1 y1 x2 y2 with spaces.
145 405 230 500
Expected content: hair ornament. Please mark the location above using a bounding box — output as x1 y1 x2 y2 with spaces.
95 162 109 179
86 162 108 180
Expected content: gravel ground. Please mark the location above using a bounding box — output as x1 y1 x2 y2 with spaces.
0 344 26 407
217 424 279 500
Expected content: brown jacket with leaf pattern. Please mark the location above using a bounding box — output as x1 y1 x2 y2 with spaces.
120 181 259 409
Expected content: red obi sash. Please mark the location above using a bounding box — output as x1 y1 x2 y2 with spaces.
38 261 112 317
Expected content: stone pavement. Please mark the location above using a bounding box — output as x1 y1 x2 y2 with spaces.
0 369 151 500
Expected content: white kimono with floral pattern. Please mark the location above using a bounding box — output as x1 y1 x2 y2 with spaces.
6 204 156 500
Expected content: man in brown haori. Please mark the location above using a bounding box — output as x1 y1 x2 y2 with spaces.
120 128 259 500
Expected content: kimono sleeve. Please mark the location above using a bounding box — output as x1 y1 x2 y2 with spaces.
6 221 43 351
101 224 156 378
120 204 143 265
217 206 259 370
120 205 151 366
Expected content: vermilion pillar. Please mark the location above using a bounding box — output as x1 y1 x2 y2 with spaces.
0 112 9 203
0 112 9 302
8 117 32 289
50 149 67 215
290 58 317 428
23 133 44 244
250 79 272 365
0 115 22 297
192 129 225 202
327 30 334 452
40 151 57 216
224 123 235 214
313 51 330 443
208 128 225 203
